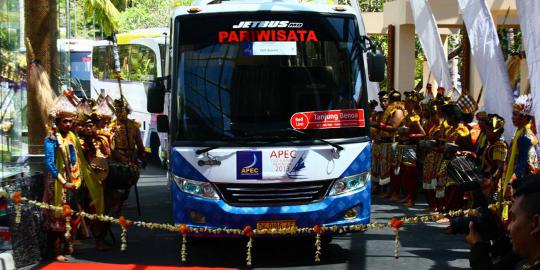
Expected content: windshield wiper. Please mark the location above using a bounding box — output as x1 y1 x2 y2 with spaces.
195 146 219 155
195 136 243 155
286 128 344 157
195 129 345 158
243 128 344 158
195 133 290 155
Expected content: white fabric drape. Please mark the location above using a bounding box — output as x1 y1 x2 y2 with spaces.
517 0 540 134
409 0 453 95
457 0 515 141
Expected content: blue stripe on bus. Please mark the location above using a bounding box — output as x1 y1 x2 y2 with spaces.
170 150 208 181
339 142 371 178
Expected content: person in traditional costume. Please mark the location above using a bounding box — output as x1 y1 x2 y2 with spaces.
502 95 539 199
479 114 507 203
436 104 472 211
78 113 111 250
421 100 446 211
369 99 379 143
43 92 104 261
108 98 145 215
370 91 389 194
95 96 114 146
368 100 378 121
394 91 425 206
473 112 489 157
372 90 406 199
111 98 146 166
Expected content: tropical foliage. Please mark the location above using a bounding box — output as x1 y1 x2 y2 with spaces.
117 0 173 33
81 0 122 36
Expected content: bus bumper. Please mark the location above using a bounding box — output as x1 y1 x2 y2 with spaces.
170 180 371 236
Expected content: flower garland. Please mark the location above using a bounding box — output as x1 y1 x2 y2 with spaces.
11 192 21 224
179 224 188 263
12 194 512 266
63 205 72 240
119 216 129 251
243 226 254 267
63 204 73 252
389 217 404 259
313 225 323 262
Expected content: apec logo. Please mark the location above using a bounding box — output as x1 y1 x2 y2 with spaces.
237 151 263 179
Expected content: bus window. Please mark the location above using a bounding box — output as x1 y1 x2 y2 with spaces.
128 44 157 82
92 44 157 82
70 52 92 90
92 46 114 80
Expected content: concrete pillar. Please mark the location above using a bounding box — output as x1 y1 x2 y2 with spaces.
394 24 416 92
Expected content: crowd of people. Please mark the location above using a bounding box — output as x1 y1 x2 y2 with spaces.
42 89 145 262
370 84 538 211
32 68 540 267
370 84 540 269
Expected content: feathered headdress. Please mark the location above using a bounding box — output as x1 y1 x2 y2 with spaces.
96 98 115 119
49 91 78 119
76 98 96 117
514 94 534 116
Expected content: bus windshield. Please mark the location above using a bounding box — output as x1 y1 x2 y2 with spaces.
175 13 368 143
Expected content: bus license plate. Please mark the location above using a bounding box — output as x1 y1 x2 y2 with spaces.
256 220 297 231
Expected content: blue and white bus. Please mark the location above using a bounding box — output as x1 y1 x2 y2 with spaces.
149 0 385 236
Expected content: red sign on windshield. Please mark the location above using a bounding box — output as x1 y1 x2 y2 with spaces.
218 30 318 43
290 109 365 130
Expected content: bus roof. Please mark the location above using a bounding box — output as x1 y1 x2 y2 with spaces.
171 0 357 18
117 28 168 44
57 39 94 52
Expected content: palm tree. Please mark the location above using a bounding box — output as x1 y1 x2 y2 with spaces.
24 0 59 155
82 0 126 36
24 0 125 157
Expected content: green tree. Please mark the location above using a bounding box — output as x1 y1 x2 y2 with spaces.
358 0 385 12
116 0 174 33
80 0 126 36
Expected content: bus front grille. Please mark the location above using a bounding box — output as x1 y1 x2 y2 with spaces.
214 180 333 206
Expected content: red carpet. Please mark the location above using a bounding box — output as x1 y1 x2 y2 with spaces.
40 263 235 270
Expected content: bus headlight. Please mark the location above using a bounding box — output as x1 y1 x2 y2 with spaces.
329 172 370 196
172 175 220 200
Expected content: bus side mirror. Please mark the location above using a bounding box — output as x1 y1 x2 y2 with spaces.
148 78 165 113
367 50 386 82
157 115 169 133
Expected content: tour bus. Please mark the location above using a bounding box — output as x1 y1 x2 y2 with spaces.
91 29 168 160
58 39 94 98
148 0 385 236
